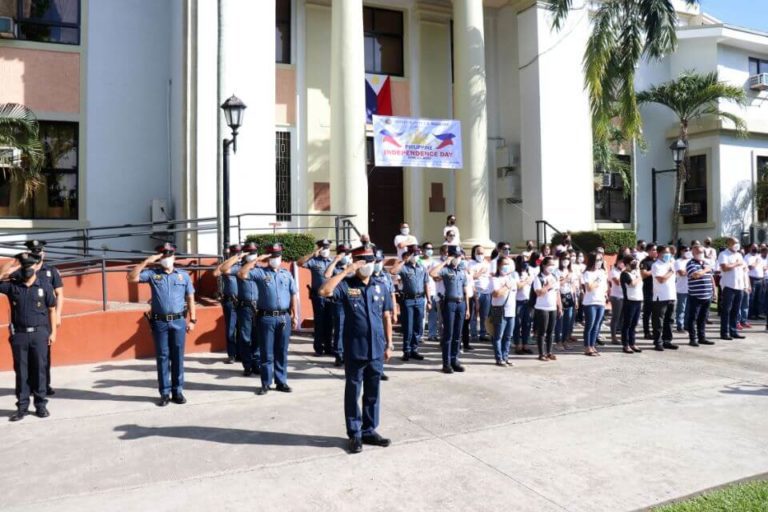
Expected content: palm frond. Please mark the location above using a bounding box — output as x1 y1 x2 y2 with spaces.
0 103 45 202
546 0 574 31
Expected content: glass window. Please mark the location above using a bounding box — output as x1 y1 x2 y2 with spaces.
757 156 768 223
750 57 768 75
363 7 404 76
16 0 80 45
594 155 631 223
682 154 707 224
0 121 79 220
275 131 291 222
276 0 291 64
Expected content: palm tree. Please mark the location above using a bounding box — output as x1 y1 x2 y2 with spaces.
0 103 45 201
547 0 699 144
637 71 747 242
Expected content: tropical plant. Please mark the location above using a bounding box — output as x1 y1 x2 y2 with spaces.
593 112 632 197
0 103 45 201
637 71 747 242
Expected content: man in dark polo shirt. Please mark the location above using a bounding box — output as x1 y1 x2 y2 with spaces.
639 243 658 339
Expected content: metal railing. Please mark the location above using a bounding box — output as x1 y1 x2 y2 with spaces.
535 220 581 252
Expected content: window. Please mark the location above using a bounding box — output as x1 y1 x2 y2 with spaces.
749 57 768 75
757 156 768 223
682 154 707 224
594 155 631 223
0 121 79 220
275 131 291 222
363 7 404 76
276 0 291 64
16 0 80 45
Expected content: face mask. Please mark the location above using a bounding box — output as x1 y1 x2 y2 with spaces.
546 266 556 274
684 251 692 259
560 261 568 269
246 254 258 262
340 255 350 266
474 254 484 263
502 249 511 256
662 254 671 263
732 243 741 252
268 257 282 269
21 267 35 280
320 249 330 258
373 262 383 274
160 257 174 270
448 219 455 225
425 249 433 257
449 257 461 268
577 256 584 263
358 262 374 278
501 265 512 275
400 228 410 236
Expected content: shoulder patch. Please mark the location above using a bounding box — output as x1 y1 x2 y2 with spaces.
153 274 163 281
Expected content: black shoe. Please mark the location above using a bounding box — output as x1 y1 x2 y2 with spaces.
630 346 643 353
243 368 253 377
9 409 28 422
275 383 292 393
654 345 664 351
732 334 745 339
401 353 410 362
171 393 187 404
721 335 733 341
235 356 242 362
157 395 171 407
442 365 454 374
479 335 491 342
362 433 391 447
35 406 50 418
451 363 466 373
46 387 55 396
256 386 269 396
463 345 475 352
522 348 534 355
688 341 700 347
334 356 344 367
348 437 363 454
700 340 715 345
662 342 679 350
410 352 425 361
312 351 324 357
643 334 653 340
225 357 235 364
596 339 605 346
380 373 389 381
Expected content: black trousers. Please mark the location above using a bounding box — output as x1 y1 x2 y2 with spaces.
533 309 556 356
11 330 49 411
652 300 675 345
642 295 653 336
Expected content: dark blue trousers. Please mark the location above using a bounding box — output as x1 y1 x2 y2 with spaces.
720 287 742 337
402 298 425 355
11 330 48 410
513 300 531 345
332 301 345 358
441 300 465 367
258 314 291 388
344 357 383 439
237 304 259 371
222 299 238 359
150 317 186 397
686 295 711 342
620 300 642 347
311 296 334 355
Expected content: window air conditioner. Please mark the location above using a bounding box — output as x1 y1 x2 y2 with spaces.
0 147 21 168
601 173 613 188
0 17 16 39
680 202 702 217
496 168 522 202
749 73 768 91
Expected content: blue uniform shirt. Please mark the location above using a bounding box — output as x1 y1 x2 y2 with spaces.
0 277 56 328
333 276 393 361
237 269 259 302
371 272 394 295
139 268 195 315
303 256 332 292
439 266 467 300
222 263 240 298
397 262 428 296
249 267 297 311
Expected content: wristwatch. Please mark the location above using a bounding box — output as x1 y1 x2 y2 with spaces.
190 319 198 324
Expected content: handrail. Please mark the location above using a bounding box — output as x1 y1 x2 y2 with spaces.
535 220 582 253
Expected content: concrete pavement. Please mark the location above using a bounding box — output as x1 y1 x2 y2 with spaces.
1 326 767 511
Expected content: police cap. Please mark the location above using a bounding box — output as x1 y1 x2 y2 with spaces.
243 242 258 254
24 239 47 254
351 245 375 263
406 244 422 256
336 243 350 254
228 244 243 255
155 242 176 256
316 239 331 248
266 243 284 256
446 245 461 257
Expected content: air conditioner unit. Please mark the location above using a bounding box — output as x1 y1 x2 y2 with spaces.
494 144 520 169
750 73 768 91
0 146 21 168
751 224 768 244
601 173 613 188
680 202 702 217
0 17 16 39
496 169 522 202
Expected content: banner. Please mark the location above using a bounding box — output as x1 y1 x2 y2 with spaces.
372 115 463 169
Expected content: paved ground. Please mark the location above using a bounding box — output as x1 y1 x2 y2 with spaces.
1 324 767 512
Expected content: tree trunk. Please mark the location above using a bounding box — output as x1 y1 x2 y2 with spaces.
671 122 689 245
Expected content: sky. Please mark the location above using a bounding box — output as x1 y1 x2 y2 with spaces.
698 0 768 33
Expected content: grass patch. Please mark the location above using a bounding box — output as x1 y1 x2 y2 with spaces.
654 480 768 511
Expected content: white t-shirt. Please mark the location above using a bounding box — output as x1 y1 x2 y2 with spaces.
582 269 608 306
492 274 518 317
703 246 717 268
393 234 418 259
557 269 573 295
468 259 492 294
516 270 532 301
443 225 461 246
533 272 559 311
623 269 644 301
609 267 623 298
746 253 764 279
634 250 648 262
652 260 676 301
421 258 439 297
717 249 746 290
675 258 690 294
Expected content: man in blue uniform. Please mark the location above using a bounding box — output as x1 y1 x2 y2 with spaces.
128 243 196 406
238 243 299 395
1 254 57 421
324 244 352 367
297 239 334 357
371 249 395 381
430 246 471 374
390 244 430 361
214 244 243 364
319 245 394 454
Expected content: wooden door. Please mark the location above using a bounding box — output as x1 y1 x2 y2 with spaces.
367 139 403 253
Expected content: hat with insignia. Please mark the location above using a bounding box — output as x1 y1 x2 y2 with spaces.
266 243 284 256
316 239 331 248
351 245 375 262
446 245 461 257
336 243 350 254
24 240 47 254
243 242 258 254
406 244 422 256
374 249 385 262
228 244 243 255
155 242 177 255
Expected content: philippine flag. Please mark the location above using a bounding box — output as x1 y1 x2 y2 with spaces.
365 73 392 123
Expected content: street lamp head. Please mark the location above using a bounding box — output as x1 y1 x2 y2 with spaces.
669 138 688 165
221 95 247 132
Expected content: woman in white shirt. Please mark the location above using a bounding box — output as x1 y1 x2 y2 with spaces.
468 245 492 342
554 255 575 351
582 252 608 356
619 255 644 353
674 245 691 332
443 214 461 246
532 256 562 361
490 257 518 366
513 255 534 355
608 257 625 344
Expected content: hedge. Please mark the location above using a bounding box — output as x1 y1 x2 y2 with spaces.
243 233 315 262
551 230 637 254
711 236 729 251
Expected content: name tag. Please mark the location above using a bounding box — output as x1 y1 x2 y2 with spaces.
348 288 362 298
38 288 44 297
178 274 184 282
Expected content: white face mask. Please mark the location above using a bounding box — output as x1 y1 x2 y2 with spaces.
268 257 281 269
732 243 741 252
450 257 461 268
340 255 351 266
684 251 692 259
546 265 556 274
320 249 330 258
245 254 258 263
160 257 174 270
358 262 374 278
474 254 484 263
400 228 410 236
577 256 584 263
373 262 383 274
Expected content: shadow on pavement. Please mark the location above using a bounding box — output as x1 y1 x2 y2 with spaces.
719 384 768 396
50 387 154 403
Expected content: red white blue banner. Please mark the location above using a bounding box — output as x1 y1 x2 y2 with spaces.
365 74 392 123
372 115 463 169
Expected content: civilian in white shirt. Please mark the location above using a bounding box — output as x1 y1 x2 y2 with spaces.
532 257 562 361
582 252 608 356
490 257 518 366
674 246 691 332
554 255 576 351
717 237 747 340
608 258 625 344
651 245 678 350
513 254 534 355
393 223 418 259
746 243 764 321
443 214 461 246
619 255 644 353
759 246 768 321
467 245 492 342
419 242 441 341
633 240 648 262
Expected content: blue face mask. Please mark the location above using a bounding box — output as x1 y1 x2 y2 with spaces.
340 255 350 266
425 249 433 257
662 254 672 263
500 265 512 275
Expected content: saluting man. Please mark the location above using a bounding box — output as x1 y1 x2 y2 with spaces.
325 244 352 367
319 245 393 454
128 243 196 406
220 242 260 376
238 243 298 395
1 254 57 421
371 249 395 381
297 239 334 357
430 246 471 374
389 244 430 361
214 244 243 364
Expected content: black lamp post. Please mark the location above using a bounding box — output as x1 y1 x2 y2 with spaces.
651 138 689 242
220 95 247 253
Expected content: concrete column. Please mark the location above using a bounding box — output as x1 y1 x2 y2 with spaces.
453 0 493 249
330 0 368 237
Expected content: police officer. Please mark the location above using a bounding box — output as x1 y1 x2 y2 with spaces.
371 249 395 381
297 239 334 357
319 245 393 454
430 246 471 374
325 244 352 367
238 243 298 395
390 244 430 361
214 244 243 364
128 243 196 406
1 254 57 421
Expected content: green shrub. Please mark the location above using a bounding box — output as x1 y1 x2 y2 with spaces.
552 230 637 254
244 233 315 262
712 236 729 251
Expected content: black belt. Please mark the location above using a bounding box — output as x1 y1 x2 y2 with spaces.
221 296 237 304
404 293 425 299
257 310 290 317
443 297 463 303
150 313 185 322
12 325 46 333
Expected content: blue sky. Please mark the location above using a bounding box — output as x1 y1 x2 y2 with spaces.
699 0 768 33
